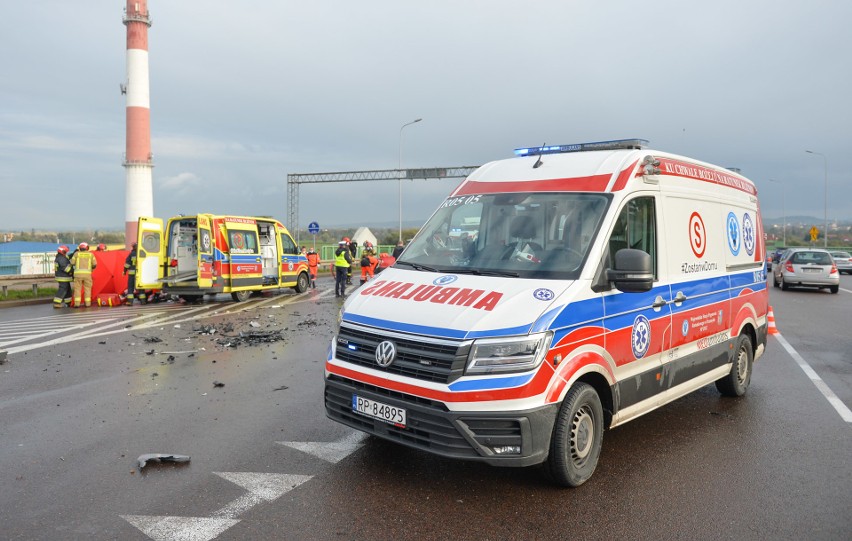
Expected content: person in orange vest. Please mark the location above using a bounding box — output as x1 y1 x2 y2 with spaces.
359 242 378 285
306 247 320 289
53 245 74 308
70 242 97 307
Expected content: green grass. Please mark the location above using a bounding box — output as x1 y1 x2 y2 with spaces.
1 287 57 301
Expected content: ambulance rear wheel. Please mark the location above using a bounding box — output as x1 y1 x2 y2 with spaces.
715 334 752 397
231 290 252 302
547 382 603 487
293 272 309 293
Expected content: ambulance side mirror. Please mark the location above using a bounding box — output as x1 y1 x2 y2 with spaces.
606 248 654 292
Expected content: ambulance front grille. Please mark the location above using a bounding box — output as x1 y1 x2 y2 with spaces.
324 376 479 459
336 325 470 384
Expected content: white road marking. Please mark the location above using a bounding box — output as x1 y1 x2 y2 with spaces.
0 318 116 348
120 515 240 541
4 310 181 354
277 431 367 463
211 472 312 519
121 472 312 540
774 332 852 423
1 294 293 354
0 304 188 348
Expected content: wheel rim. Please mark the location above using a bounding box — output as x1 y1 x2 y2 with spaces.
570 405 594 465
735 344 749 385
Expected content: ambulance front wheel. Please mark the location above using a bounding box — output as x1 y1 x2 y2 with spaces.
547 382 604 487
293 272 309 293
715 334 753 397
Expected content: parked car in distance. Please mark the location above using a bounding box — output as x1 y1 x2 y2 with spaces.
830 250 852 275
773 248 839 293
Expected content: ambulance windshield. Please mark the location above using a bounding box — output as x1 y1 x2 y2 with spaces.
397 192 610 279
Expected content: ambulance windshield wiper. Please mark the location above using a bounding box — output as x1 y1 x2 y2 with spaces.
453 268 520 278
395 261 440 272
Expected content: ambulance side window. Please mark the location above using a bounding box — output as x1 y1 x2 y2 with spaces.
228 231 258 254
604 197 657 277
280 233 298 255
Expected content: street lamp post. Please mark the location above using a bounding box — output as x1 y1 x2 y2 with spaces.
768 178 786 246
805 150 828 248
398 118 422 243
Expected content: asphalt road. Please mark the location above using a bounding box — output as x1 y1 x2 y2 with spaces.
0 274 850 541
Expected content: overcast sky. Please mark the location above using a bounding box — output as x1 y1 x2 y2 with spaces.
1 0 849 234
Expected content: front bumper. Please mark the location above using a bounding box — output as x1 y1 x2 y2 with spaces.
324 374 558 467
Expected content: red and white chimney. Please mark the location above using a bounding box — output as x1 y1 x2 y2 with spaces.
123 1 153 247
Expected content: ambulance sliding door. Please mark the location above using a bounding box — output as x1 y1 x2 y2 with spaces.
661 195 730 375
224 220 262 289
135 217 164 289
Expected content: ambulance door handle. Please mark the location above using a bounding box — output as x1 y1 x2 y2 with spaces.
652 296 667 310
673 292 688 305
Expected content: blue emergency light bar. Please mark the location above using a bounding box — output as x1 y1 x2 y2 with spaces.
514 138 649 157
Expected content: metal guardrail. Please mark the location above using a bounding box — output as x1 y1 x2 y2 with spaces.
0 274 55 298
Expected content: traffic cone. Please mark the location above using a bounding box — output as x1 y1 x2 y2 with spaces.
767 306 778 335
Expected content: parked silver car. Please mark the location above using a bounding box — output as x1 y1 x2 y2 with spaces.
830 250 852 275
773 248 839 293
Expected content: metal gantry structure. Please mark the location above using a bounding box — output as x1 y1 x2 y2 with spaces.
286 166 479 243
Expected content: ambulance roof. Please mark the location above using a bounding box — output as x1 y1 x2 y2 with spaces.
452 138 756 198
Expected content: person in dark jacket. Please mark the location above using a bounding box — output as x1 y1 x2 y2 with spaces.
347 238 358 285
392 240 405 260
53 245 73 308
334 240 353 297
123 242 147 305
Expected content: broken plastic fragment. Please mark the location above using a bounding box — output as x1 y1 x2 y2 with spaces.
136 453 191 469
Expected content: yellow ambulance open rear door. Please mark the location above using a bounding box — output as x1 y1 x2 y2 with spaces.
197 215 214 289
135 217 164 289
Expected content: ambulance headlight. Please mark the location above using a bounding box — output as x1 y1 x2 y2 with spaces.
466 332 552 375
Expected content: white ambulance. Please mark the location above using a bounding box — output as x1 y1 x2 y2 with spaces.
324 139 769 486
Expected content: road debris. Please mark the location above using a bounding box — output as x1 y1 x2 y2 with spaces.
136 453 191 469
213 381 225 387
194 322 234 335
272 385 289 391
216 330 286 348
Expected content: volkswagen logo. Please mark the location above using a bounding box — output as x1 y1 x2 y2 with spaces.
375 340 397 367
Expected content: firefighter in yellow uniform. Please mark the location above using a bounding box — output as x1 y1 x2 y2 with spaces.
70 242 97 307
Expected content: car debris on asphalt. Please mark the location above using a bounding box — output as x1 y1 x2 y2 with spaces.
136 453 191 470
